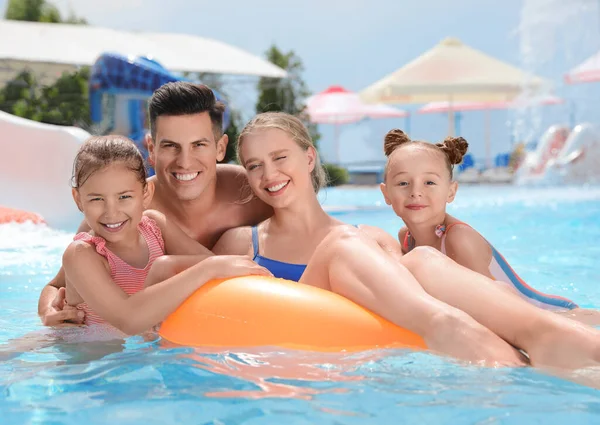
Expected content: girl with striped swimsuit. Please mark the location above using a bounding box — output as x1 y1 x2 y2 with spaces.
63 135 269 334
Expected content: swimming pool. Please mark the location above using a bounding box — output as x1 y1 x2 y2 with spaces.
1 185 599 424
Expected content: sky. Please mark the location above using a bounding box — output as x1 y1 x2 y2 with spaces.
3 0 600 165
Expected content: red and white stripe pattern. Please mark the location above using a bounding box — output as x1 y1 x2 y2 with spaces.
74 216 165 325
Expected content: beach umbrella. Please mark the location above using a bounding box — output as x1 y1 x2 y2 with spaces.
418 95 563 168
360 37 551 135
564 51 600 84
306 85 408 163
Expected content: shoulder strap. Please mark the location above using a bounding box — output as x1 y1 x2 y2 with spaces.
444 221 472 235
403 230 415 252
251 226 259 257
139 216 166 255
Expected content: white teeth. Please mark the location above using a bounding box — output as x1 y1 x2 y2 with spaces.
266 181 288 192
104 221 125 228
175 172 199 181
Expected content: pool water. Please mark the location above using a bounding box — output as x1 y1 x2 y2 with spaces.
1 185 600 424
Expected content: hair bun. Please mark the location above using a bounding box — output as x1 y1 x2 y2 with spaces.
384 129 411 157
438 136 469 165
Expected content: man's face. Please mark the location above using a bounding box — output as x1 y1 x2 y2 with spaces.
148 112 227 202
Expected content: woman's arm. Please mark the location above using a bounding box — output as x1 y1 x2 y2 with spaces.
63 242 270 335
212 227 253 256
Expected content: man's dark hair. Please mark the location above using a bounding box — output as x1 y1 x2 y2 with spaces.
148 82 225 140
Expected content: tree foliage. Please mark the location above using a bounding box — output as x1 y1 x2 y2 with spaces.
256 45 320 146
4 0 86 24
193 72 242 164
0 1 89 127
0 68 91 127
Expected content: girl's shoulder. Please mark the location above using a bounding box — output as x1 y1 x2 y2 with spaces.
63 238 104 267
443 219 490 259
444 218 481 242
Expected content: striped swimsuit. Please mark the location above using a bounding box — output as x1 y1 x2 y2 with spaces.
404 222 578 311
73 216 166 325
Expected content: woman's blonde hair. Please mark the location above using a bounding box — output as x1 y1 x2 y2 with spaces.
237 112 328 192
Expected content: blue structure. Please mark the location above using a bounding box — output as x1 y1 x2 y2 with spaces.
89 53 231 173
494 153 511 168
458 152 475 172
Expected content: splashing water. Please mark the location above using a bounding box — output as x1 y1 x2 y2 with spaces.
514 0 600 145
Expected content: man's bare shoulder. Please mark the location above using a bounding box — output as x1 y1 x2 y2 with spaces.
216 163 248 195
216 163 273 226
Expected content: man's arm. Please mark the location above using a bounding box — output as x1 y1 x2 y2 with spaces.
37 219 90 325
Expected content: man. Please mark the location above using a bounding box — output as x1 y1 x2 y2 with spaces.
38 82 272 325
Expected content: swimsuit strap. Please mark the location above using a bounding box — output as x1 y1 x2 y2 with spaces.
443 222 471 234
405 221 461 252
403 230 416 252
251 226 259 258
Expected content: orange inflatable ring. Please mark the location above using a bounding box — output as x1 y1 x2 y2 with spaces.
159 275 427 352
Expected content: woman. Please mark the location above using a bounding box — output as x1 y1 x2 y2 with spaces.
213 112 600 370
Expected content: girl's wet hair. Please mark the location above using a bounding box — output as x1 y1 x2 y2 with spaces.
71 135 147 188
383 129 469 179
237 112 328 192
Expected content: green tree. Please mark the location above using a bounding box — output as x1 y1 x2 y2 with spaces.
223 109 241 163
195 72 242 163
256 45 320 146
4 0 61 23
0 70 42 120
0 68 91 127
38 67 91 127
1 0 89 127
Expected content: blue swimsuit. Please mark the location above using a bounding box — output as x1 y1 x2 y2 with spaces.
251 226 307 282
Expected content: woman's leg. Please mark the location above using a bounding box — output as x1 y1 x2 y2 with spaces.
557 308 600 327
300 226 526 366
399 247 600 369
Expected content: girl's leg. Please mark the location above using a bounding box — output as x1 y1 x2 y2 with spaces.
399 247 600 369
300 226 526 366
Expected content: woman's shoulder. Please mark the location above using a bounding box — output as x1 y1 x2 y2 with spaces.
212 226 254 255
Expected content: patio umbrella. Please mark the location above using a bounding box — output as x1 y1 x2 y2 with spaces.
306 85 408 164
418 95 564 168
564 51 600 84
359 37 551 135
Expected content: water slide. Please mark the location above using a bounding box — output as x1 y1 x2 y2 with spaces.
0 110 89 228
515 123 600 185
543 123 600 184
514 125 570 185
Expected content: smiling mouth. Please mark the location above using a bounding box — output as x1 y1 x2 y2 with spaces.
172 172 200 182
101 220 127 232
265 181 289 194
